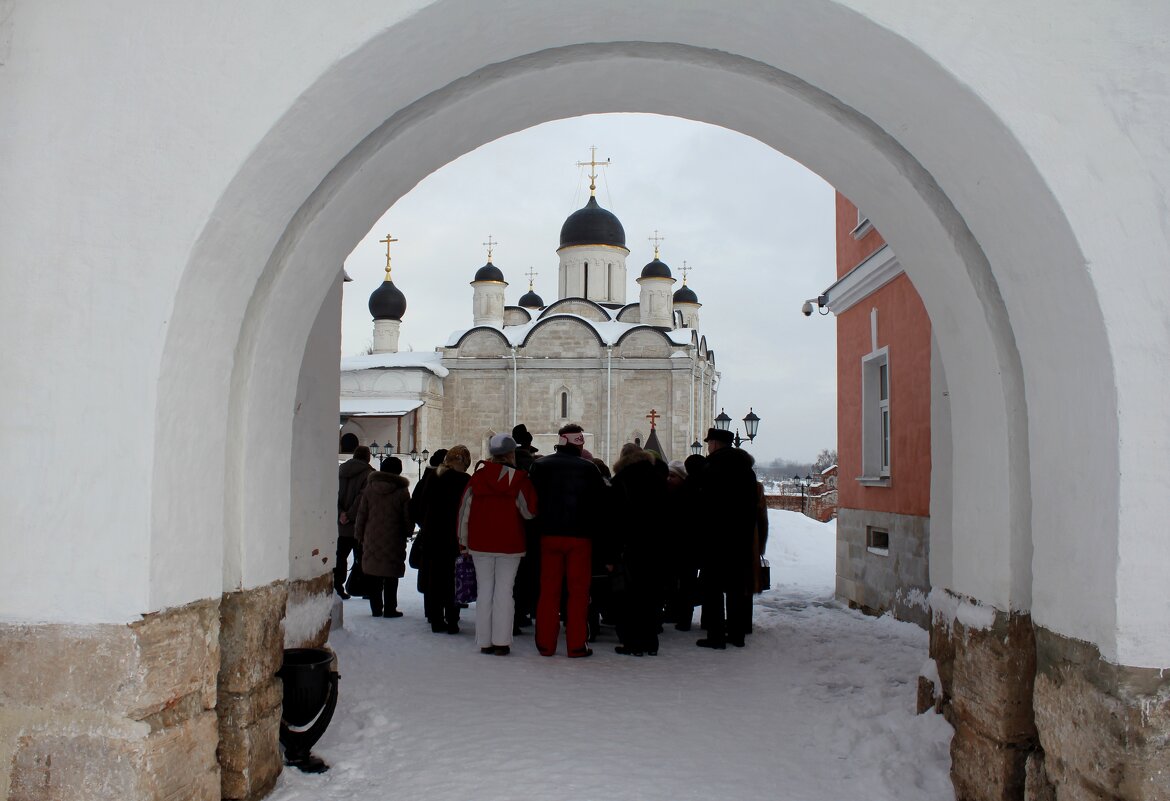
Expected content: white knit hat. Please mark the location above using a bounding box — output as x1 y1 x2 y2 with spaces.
488 433 518 455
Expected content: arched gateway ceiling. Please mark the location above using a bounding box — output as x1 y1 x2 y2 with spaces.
134 2 1163 667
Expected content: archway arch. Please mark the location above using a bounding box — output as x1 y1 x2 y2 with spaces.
158 31 1058 624
144 5 1147 798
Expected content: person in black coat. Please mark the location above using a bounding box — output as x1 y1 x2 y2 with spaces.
510 424 540 632
609 444 668 656
408 448 448 626
664 457 703 631
336 445 375 598
420 446 471 634
696 429 760 649
528 424 609 658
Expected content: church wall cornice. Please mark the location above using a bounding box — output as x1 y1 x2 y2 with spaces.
449 326 511 350
539 297 612 322
555 243 630 256
521 315 607 349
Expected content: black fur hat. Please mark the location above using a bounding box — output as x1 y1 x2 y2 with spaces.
511 423 535 449
703 428 734 446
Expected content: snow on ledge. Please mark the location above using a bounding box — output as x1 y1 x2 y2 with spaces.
341 350 449 377
928 587 998 633
283 590 335 648
896 586 929 612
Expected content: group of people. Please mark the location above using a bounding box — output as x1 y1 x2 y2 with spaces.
336 421 768 659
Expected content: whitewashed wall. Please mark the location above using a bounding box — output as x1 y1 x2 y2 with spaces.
0 1 1166 668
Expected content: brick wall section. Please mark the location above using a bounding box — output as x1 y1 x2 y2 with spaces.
764 490 837 522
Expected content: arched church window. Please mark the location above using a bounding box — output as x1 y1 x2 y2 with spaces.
560 391 568 418
339 432 359 454
583 262 589 298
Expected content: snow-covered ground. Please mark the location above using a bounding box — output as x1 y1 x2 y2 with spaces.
268 511 954 801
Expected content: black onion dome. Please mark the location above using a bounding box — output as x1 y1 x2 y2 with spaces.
518 289 544 308
559 196 626 249
673 284 699 304
368 279 407 320
640 258 672 279
472 261 506 283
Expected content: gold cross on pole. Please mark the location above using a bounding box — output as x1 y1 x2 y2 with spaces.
646 408 660 430
680 260 692 286
379 233 399 278
576 145 611 196
483 235 498 261
525 267 538 290
648 230 665 259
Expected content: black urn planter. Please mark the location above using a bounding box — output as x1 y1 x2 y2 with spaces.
276 647 340 773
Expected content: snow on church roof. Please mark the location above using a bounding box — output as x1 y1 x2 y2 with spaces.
340 398 425 417
444 313 696 348
341 350 449 377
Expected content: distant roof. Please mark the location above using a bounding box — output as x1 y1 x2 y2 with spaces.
518 289 544 308
368 279 407 320
559 196 626 249
341 350 449 377
340 398 424 417
472 261 506 283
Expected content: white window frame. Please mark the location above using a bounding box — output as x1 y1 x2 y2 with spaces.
859 347 891 485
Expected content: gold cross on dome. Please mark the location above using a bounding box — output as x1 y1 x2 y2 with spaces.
379 233 399 278
680 260 692 286
525 267 538 290
576 145 611 196
648 230 665 259
646 408 660 430
483 235 498 261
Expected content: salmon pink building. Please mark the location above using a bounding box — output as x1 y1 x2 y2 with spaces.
821 194 932 627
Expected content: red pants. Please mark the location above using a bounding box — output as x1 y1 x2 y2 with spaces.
536 536 592 656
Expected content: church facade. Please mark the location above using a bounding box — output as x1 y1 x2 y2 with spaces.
341 177 719 466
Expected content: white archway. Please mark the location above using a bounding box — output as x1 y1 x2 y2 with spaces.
4 3 1166 799
158 17 1098 654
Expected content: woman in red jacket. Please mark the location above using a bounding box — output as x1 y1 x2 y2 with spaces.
457 434 538 655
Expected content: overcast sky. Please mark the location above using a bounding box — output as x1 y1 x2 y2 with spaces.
341 113 838 465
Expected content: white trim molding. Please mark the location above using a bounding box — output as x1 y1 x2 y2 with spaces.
822 245 902 314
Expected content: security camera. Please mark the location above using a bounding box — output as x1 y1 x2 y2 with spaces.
801 300 814 317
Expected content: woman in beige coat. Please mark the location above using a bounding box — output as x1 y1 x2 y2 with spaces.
355 457 413 618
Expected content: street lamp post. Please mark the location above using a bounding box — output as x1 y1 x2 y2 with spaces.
371 441 394 468
409 447 430 481
714 407 762 448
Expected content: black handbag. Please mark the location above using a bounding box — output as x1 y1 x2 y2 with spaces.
756 557 771 594
408 533 423 570
344 564 369 598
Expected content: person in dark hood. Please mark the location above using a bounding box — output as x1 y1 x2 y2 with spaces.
666 454 706 631
336 445 375 598
696 428 759 650
509 424 541 632
420 446 472 634
510 423 539 471
354 457 413 618
409 448 448 626
609 444 668 656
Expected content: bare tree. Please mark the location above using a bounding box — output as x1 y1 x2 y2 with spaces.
813 448 838 474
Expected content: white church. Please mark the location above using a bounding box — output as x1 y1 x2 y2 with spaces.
340 166 719 466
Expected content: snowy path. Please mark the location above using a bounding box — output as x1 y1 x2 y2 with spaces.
268 512 954 801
